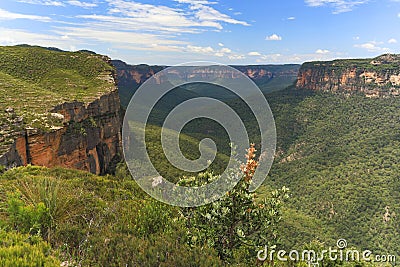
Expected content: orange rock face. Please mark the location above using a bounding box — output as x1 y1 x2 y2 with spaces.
296 59 400 98
1 90 122 175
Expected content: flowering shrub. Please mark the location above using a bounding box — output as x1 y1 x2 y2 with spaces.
179 145 289 264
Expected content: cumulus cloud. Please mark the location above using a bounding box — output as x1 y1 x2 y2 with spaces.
266 34 282 41
388 38 397 44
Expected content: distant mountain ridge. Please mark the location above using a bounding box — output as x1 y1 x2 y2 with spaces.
112 60 300 107
296 54 400 97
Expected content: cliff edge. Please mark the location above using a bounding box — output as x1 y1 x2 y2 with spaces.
296 54 400 97
0 46 121 174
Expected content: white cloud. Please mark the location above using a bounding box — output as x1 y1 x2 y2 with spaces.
77 0 249 34
10 0 251 63
191 4 250 29
388 38 397 44
67 1 98 8
305 0 369 14
248 51 261 56
20 0 98 8
258 53 282 62
11 0 251 62
354 41 390 52
186 45 215 53
54 26 187 49
0 8 51 21
266 34 282 41
76 14 199 34
315 49 330 54
174 0 249 30
0 27 75 48
17 0 64 6
53 0 251 58
228 54 245 60
256 51 344 64
184 44 244 60
105 0 203 31
175 0 218 4
353 36 360 40
220 47 231 53
287 16 296 20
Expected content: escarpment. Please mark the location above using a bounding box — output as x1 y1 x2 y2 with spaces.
112 60 299 86
111 60 300 106
296 54 400 97
0 46 121 174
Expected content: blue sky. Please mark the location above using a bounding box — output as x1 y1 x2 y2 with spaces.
0 0 399 65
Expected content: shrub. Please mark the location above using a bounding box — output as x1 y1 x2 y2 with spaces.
0 228 60 267
180 144 290 264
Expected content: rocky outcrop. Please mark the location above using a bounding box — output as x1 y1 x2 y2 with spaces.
111 61 166 86
296 54 400 97
0 53 122 175
0 90 121 174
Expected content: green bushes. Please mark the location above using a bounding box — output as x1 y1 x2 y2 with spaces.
0 165 6 174
2 173 87 244
0 166 224 265
0 229 60 267
6 193 51 237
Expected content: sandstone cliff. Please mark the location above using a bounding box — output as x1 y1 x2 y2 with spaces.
0 46 121 174
296 54 400 97
111 60 299 106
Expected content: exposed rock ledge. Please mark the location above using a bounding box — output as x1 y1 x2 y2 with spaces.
0 85 122 175
296 54 400 97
